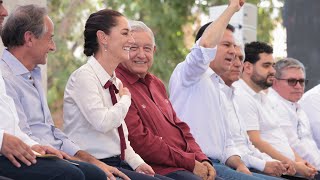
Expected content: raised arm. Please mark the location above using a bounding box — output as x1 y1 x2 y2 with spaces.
199 0 244 48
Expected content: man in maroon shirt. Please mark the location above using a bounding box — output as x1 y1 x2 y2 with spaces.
116 2 243 179
116 2 245 180
115 20 215 179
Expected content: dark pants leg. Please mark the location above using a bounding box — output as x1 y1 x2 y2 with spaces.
69 160 107 180
165 170 202 180
0 176 12 180
0 156 85 180
100 156 173 180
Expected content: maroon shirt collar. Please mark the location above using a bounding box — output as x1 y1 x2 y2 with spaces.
117 63 153 85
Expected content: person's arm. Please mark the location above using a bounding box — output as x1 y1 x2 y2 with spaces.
173 0 244 88
247 131 292 162
3 79 55 147
0 133 37 168
247 130 296 175
225 155 252 175
199 0 243 48
66 70 131 135
125 101 197 172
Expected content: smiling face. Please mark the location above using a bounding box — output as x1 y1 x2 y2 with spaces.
105 16 134 63
220 45 244 86
30 16 56 66
210 29 236 76
273 68 305 102
121 30 155 78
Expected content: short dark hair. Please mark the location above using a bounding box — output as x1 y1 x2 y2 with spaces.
244 41 273 64
195 22 235 42
1 4 47 48
83 9 123 56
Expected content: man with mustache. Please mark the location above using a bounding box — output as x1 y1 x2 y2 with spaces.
219 43 286 178
169 3 279 178
268 58 320 178
233 41 318 179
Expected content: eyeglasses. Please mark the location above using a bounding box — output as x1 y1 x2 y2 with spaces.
276 78 308 87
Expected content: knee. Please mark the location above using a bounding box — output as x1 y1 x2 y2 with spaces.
58 165 86 180
76 161 106 180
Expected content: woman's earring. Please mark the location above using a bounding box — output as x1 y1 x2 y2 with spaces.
103 43 107 52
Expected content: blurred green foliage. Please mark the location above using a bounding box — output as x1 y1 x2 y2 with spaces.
47 0 283 120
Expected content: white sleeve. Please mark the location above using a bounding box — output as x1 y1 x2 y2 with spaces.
65 69 131 134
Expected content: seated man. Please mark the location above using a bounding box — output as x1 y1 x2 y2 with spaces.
0 2 105 180
300 84 320 148
0 4 126 180
233 41 318 179
219 43 286 177
169 3 280 178
116 20 215 180
269 58 320 171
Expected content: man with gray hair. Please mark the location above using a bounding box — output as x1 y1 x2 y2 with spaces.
0 2 105 180
0 4 127 180
268 58 320 172
116 19 216 180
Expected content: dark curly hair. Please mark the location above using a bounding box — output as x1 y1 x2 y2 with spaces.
195 22 235 42
83 9 123 56
244 41 273 64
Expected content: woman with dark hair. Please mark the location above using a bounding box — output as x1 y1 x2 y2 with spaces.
63 9 172 180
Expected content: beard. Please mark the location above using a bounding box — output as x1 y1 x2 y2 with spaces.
251 72 274 90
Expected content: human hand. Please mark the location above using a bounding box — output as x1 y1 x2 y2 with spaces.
31 145 71 160
119 82 131 98
282 160 296 175
236 164 252 175
96 160 130 180
295 161 317 179
1 133 36 167
193 160 209 180
136 163 155 176
202 161 216 180
263 161 287 176
229 0 245 12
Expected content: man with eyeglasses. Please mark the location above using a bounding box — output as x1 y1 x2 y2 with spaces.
233 41 319 179
268 58 320 172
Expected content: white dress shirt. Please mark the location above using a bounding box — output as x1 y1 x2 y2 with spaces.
220 84 273 171
169 41 240 163
63 56 144 169
300 84 320 149
233 79 295 161
0 70 38 153
268 88 320 169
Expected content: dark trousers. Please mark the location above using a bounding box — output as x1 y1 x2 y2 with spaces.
100 156 173 180
0 156 106 180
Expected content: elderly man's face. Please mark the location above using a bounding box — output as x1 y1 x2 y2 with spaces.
273 68 306 102
220 45 244 86
30 16 56 67
0 1 8 28
121 30 155 78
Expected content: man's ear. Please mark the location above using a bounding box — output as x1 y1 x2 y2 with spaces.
153 45 157 53
243 61 253 74
24 31 34 47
